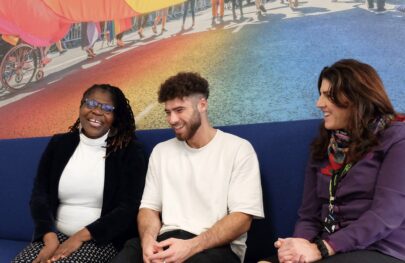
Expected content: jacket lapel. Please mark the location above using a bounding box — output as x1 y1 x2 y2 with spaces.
102 149 116 214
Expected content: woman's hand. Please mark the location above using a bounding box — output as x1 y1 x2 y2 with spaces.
33 232 59 263
275 237 321 263
51 228 91 261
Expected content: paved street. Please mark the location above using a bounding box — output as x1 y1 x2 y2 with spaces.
0 0 404 139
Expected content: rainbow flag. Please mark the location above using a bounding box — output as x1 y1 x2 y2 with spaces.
0 0 186 46
125 0 186 14
114 18 133 35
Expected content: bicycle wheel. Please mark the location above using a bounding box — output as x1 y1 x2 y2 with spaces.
0 44 38 91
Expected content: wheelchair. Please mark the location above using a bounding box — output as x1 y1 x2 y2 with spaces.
0 43 44 92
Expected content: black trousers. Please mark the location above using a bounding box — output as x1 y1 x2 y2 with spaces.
263 250 404 263
367 0 385 10
183 0 196 23
111 230 240 263
232 0 243 17
137 14 149 30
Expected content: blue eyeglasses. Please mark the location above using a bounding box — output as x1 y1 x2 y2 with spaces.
83 98 115 113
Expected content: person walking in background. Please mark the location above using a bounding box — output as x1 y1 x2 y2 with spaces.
211 0 224 25
153 8 169 34
39 40 66 65
396 4 405 12
367 0 386 11
81 22 100 59
114 18 133 47
181 0 196 30
231 0 244 20
137 14 149 39
12 84 147 263
289 0 298 8
256 0 267 17
116 32 125 47
39 46 52 65
55 40 67 55
100 21 114 47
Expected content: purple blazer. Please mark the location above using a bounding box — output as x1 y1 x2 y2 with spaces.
294 122 405 261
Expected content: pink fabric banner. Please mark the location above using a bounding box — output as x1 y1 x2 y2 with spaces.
0 0 72 46
0 0 184 46
115 17 133 35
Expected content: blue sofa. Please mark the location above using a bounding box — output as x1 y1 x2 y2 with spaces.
0 119 321 262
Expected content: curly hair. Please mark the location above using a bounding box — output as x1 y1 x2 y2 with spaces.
158 72 209 103
69 84 136 155
311 59 395 163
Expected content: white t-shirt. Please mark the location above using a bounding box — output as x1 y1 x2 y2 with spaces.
56 132 107 236
140 130 264 261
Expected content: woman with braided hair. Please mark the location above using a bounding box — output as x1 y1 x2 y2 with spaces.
13 84 147 262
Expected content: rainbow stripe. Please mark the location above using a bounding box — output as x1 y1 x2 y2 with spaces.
0 27 234 139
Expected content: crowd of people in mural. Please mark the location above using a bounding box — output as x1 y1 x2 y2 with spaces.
1 0 404 92
61 0 269 59
0 0 270 91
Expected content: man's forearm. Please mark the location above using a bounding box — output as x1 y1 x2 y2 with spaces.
138 208 162 242
192 212 253 254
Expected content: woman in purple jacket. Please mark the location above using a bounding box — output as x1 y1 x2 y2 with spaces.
262 59 405 263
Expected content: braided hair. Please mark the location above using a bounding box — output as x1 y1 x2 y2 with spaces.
69 84 136 155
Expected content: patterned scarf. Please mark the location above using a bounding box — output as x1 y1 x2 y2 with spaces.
321 130 350 176
321 114 400 176
394 114 405 123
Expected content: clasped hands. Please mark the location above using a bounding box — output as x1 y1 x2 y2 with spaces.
142 236 200 263
274 237 323 263
33 230 88 263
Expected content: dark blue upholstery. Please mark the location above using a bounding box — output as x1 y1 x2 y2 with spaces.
0 119 321 262
0 239 28 261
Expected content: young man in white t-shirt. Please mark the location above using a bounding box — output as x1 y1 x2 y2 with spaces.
112 72 264 263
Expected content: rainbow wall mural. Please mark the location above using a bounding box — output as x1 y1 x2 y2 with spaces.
0 0 404 139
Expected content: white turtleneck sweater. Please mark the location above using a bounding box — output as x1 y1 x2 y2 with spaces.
55 132 107 236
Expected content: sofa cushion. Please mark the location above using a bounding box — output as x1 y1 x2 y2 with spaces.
0 239 29 262
0 137 50 241
137 119 321 261
0 119 321 262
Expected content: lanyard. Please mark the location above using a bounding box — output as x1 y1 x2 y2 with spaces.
328 163 352 212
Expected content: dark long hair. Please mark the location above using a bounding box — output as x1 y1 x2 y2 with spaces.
311 59 395 163
69 84 136 155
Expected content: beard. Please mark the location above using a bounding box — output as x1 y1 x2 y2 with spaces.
175 110 201 141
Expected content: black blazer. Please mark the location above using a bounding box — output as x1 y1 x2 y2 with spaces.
29 131 147 249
